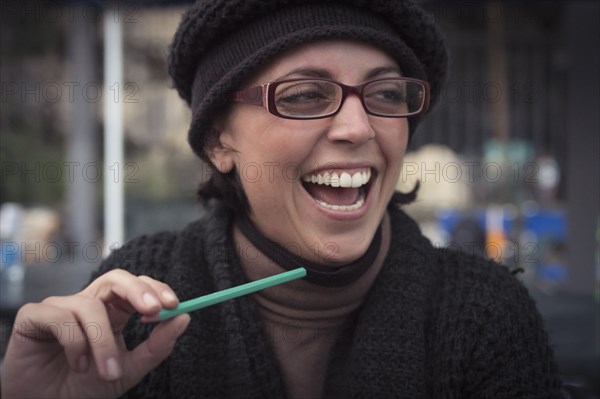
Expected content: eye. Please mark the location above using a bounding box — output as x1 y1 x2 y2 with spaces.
276 82 332 105
278 90 327 104
367 88 406 103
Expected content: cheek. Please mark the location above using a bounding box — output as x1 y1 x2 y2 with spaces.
236 141 303 186
232 118 318 180
377 120 409 169
224 110 315 213
233 136 306 206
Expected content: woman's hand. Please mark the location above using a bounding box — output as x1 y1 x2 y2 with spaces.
0 269 191 398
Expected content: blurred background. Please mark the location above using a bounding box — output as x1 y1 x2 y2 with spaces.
1 0 598 395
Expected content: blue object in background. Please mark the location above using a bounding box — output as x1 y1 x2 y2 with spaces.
523 210 566 241
437 208 516 237
1 241 19 268
537 262 568 281
437 207 568 284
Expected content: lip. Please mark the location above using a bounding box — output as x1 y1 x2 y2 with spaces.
300 163 377 221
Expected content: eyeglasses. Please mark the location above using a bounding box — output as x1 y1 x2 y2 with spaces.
232 77 430 120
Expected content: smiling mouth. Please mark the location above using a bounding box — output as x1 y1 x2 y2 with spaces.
301 168 372 211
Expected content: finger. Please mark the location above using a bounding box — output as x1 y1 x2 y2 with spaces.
136 275 180 323
101 276 180 323
138 275 180 308
121 314 190 389
82 269 163 316
12 303 90 373
43 295 121 381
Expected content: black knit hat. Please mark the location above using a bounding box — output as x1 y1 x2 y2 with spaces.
169 0 448 160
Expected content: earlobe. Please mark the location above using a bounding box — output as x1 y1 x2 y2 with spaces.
207 133 236 173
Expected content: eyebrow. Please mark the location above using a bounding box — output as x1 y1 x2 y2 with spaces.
274 67 332 81
364 66 403 79
274 65 402 82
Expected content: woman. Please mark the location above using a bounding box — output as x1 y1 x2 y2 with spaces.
1 0 562 398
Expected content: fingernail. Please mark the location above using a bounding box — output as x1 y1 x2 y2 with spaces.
143 292 160 308
78 355 89 372
106 357 122 380
162 290 177 302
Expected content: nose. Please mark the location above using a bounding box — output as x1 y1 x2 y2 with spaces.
326 94 374 145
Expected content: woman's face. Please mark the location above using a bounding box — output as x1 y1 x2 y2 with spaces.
212 40 409 265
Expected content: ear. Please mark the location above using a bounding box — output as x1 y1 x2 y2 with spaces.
206 129 236 174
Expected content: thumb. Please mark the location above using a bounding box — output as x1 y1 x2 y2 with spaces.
120 314 190 390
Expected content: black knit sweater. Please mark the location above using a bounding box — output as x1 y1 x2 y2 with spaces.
94 204 562 398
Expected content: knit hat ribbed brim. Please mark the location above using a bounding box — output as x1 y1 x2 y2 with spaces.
168 0 448 160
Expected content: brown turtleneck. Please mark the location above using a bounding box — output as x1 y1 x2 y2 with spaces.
233 212 391 399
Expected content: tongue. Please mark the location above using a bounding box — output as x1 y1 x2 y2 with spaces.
304 183 360 205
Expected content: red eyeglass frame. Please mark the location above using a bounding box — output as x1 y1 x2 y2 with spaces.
231 77 430 120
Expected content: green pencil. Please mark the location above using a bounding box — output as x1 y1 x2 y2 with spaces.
158 267 307 321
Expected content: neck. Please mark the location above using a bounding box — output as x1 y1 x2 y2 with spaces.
235 213 386 287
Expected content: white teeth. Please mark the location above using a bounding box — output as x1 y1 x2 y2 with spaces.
302 168 372 188
330 173 340 187
315 192 366 211
340 172 351 187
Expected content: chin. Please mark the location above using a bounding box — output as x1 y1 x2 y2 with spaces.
313 233 375 266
